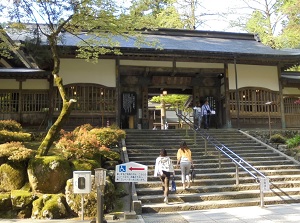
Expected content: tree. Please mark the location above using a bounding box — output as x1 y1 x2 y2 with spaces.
230 0 285 48
280 0 300 48
2 0 156 156
150 94 190 110
129 0 184 28
176 0 222 30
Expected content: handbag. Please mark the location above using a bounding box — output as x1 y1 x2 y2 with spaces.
190 167 196 182
171 176 176 192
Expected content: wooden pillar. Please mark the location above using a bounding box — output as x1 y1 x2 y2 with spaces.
116 59 121 127
224 63 232 128
277 64 286 128
17 79 23 123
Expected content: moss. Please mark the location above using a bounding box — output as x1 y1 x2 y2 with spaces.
32 194 69 219
71 159 101 172
0 193 12 211
11 190 36 210
0 163 26 191
28 156 72 194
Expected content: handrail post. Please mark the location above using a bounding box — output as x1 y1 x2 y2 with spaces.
235 164 239 185
259 177 269 208
260 178 264 208
204 138 207 156
193 131 197 145
185 124 189 137
218 151 221 169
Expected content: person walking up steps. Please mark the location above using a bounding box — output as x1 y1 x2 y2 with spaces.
193 102 202 130
154 148 175 204
176 141 194 189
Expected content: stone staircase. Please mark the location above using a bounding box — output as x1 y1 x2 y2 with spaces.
124 129 300 213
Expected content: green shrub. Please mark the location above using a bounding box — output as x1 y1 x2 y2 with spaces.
90 127 126 147
56 126 105 160
270 134 286 144
0 130 31 143
286 135 300 149
0 120 22 132
0 141 36 162
56 125 125 160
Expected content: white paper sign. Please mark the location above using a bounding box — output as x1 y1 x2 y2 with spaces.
115 162 148 182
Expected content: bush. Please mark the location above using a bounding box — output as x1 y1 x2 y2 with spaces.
56 125 125 160
286 135 300 149
0 120 22 132
56 127 103 160
270 134 286 144
90 127 126 147
0 130 31 143
0 141 36 162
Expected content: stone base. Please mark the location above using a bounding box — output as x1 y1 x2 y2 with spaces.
124 211 137 219
105 214 117 220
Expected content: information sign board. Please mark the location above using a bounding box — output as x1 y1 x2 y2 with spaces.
115 162 148 182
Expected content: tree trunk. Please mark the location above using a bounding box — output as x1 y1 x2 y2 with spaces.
37 75 76 156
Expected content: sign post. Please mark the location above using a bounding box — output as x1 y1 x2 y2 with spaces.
115 162 148 212
73 171 92 220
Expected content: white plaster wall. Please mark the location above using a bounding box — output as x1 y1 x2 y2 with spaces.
283 87 300 95
60 59 116 87
23 79 49 89
0 80 19 89
228 64 279 91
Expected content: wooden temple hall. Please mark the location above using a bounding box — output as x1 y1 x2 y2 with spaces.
1 27 300 129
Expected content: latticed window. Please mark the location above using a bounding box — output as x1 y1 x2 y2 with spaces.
0 91 19 112
53 84 116 112
21 91 49 112
284 97 300 114
229 87 279 114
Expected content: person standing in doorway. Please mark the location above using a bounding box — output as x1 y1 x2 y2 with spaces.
202 99 211 129
176 141 194 189
193 102 202 130
154 148 175 204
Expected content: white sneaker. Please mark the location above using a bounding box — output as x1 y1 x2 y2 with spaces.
164 197 168 204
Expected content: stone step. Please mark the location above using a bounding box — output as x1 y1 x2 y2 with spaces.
124 129 300 213
141 194 300 213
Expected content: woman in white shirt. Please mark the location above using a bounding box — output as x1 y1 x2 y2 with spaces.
154 148 174 204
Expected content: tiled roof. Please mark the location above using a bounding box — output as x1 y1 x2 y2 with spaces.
56 29 300 57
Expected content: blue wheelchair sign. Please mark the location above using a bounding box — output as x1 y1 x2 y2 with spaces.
119 165 126 172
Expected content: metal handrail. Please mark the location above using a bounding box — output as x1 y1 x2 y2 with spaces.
176 110 270 207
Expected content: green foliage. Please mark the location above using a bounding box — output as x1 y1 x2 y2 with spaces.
129 0 184 29
32 194 69 219
10 190 36 209
0 120 22 132
56 125 125 160
0 162 26 191
55 127 103 160
270 134 286 144
0 141 36 162
90 127 126 147
245 10 281 48
286 135 300 149
0 130 31 144
150 94 190 109
71 159 101 171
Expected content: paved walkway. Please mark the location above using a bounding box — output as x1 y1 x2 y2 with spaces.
1 203 300 223
109 203 300 223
